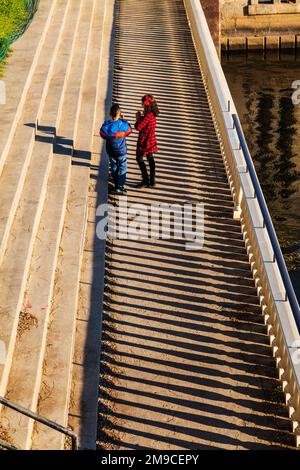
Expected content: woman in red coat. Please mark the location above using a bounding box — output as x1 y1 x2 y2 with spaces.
135 94 160 187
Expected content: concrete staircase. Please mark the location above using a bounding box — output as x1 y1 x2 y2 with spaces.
0 0 111 450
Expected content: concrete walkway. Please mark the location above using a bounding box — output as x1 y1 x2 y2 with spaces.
97 0 295 450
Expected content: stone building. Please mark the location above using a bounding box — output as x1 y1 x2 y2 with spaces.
201 0 300 53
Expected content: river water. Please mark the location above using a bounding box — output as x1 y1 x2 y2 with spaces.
222 51 300 299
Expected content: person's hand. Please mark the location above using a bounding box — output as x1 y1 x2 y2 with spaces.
136 111 142 121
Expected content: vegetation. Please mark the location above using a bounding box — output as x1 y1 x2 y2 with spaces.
0 0 28 41
0 0 39 63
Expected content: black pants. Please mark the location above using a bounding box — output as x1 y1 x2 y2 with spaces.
136 152 156 183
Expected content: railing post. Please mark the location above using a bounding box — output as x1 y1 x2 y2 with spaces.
233 187 243 220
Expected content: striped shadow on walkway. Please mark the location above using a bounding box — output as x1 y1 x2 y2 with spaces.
97 0 295 450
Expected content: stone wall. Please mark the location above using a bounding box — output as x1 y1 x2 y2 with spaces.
249 1 300 16
220 0 248 20
220 0 300 35
219 0 300 50
200 0 300 52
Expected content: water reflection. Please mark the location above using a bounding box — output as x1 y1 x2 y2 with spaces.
222 52 300 286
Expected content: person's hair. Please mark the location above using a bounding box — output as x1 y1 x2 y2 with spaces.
110 103 121 119
142 94 159 117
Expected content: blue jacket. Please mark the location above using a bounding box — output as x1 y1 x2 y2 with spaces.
100 119 132 157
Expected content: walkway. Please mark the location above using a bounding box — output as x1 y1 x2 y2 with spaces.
97 0 295 450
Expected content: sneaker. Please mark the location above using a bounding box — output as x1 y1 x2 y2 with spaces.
135 180 149 188
108 185 117 194
115 186 127 195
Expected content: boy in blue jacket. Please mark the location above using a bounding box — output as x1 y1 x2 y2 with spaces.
100 103 132 195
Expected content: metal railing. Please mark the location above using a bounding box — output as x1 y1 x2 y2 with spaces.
184 0 300 446
232 113 300 331
0 0 40 63
0 439 18 451
0 396 78 450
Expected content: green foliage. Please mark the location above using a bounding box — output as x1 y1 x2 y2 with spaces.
0 0 27 41
0 1 39 62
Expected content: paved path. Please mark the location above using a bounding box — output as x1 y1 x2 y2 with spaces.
97 0 295 450
0 0 112 449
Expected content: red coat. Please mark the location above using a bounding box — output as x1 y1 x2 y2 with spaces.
135 112 158 155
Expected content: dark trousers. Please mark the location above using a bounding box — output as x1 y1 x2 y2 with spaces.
136 152 156 183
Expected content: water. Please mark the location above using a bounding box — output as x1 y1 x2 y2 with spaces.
222 51 300 297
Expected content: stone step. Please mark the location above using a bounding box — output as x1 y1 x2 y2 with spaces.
67 0 115 450
0 138 53 404
0 0 72 267
0 0 58 176
1 153 72 449
0 0 73 403
31 0 109 450
0 0 87 450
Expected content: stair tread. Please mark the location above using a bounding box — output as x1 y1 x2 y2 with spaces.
0 0 72 263
0 0 76 397
32 0 107 450
0 0 93 449
2 155 71 449
0 0 98 451
42 0 94 137
32 169 90 450
66 0 115 449
0 0 56 170
0 138 53 397
39 0 86 127
0 0 111 451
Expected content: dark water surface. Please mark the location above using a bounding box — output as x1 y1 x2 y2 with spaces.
222 51 300 299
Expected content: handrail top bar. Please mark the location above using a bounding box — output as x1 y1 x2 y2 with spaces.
185 0 236 114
